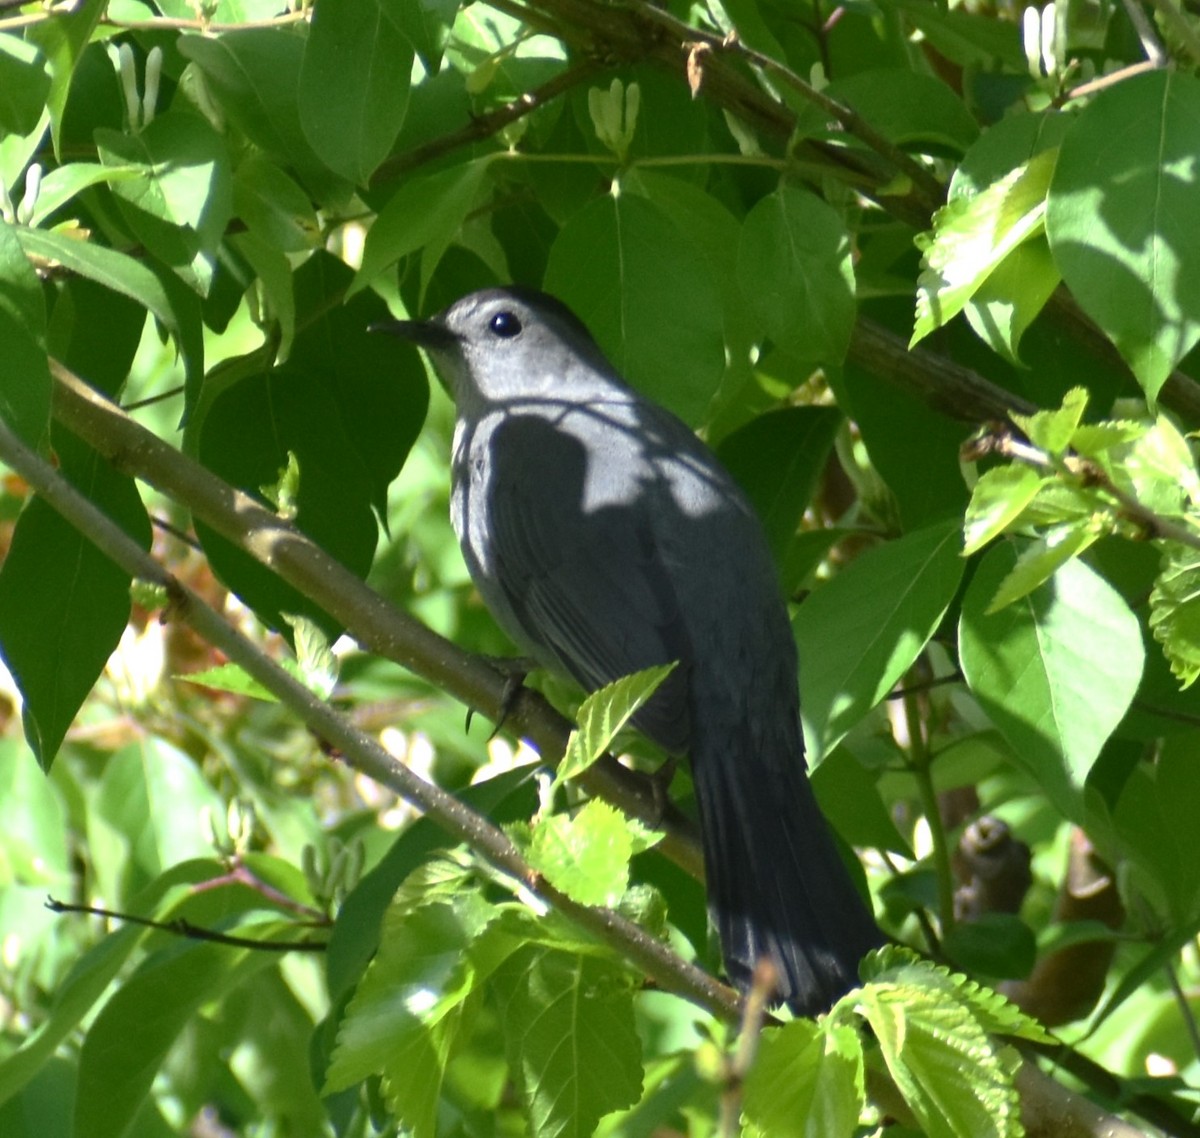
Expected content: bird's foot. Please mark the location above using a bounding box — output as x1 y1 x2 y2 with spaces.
464 655 539 739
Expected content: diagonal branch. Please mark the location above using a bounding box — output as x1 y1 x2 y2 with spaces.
0 404 737 1019
47 359 705 879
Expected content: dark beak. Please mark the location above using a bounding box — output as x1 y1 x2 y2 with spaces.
369 318 458 351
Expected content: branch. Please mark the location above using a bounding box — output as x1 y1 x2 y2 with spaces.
47 360 704 880
371 60 605 187
0 405 737 1020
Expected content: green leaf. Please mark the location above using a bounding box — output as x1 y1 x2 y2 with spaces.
0 926 144 1106
0 34 50 136
810 746 912 857
89 739 223 897
0 432 150 770
0 741 68 884
1010 385 1088 456
1149 543 1200 687
962 465 1048 556
854 948 1047 1138
326 895 496 1136
958 543 1144 817
984 519 1106 612
913 149 1055 346
528 799 635 908
556 663 676 786
95 111 232 292
284 612 338 699
942 913 1037 981
75 941 279 1138
178 29 349 204
964 236 1061 364
544 191 725 425
298 0 413 185
859 981 1017 1138
325 768 539 1004
177 661 284 701
743 1019 864 1138
1047 69 1200 404
13 226 203 392
25 0 103 152
1101 415 1200 516
817 69 979 155
718 407 843 574
491 946 642 1138
26 162 144 227
353 158 490 295
1110 747 1200 922
796 520 965 761
737 185 856 364
231 154 320 253
0 218 50 449
194 362 379 636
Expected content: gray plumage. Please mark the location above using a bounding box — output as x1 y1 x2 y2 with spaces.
379 286 881 1014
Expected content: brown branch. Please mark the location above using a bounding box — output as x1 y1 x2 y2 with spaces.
47 359 704 880
848 317 1038 422
371 60 605 188
0 409 736 1018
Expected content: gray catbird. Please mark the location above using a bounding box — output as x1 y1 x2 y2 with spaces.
378 286 882 1014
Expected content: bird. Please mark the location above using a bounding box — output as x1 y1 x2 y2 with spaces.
376 285 882 1015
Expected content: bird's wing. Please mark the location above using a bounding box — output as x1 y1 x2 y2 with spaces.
475 411 692 753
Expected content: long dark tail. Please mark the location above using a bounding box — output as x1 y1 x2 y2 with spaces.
691 723 883 1016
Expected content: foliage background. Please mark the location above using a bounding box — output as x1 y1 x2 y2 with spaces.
2 0 1200 1136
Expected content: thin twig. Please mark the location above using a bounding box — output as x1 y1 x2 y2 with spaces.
45 897 328 952
371 61 603 187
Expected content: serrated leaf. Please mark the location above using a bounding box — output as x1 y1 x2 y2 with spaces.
283 612 337 699
528 799 634 908
860 980 1018 1138
1010 386 1088 457
743 1020 864 1138
962 465 1047 555
555 663 676 786
858 945 1052 1042
1149 544 1200 687
1104 416 1200 516
959 545 1144 817
491 946 642 1138
1068 420 1146 460
177 661 284 701
912 149 1055 346
985 519 1106 612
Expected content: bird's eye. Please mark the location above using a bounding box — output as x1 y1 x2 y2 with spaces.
488 311 522 338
